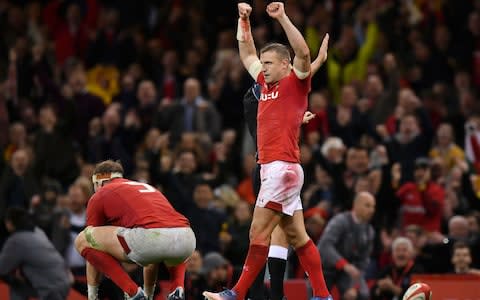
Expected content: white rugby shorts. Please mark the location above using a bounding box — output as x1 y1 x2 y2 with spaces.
117 227 196 267
256 161 304 216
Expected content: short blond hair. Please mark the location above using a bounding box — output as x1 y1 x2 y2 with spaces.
260 43 291 62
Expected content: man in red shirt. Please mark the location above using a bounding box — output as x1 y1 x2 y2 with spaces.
396 157 445 234
74 160 195 300
203 2 331 300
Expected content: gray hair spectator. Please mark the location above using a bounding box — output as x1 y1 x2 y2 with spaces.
371 237 423 300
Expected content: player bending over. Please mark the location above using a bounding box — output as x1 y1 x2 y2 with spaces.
75 160 196 300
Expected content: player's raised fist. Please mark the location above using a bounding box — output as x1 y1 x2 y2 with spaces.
238 2 252 19
266 2 285 19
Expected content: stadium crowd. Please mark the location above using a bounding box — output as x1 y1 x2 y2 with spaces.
0 0 480 299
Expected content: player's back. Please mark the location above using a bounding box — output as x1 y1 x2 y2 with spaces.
87 178 190 229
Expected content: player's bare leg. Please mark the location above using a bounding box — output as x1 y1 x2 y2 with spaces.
143 264 158 300
75 226 146 299
75 226 128 260
280 211 331 300
269 226 289 300
203 207 282 300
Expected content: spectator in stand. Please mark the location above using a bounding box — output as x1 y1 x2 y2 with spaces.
382 96 434 182
87 104 134 175
53 3 90 66
420 215 471 273
3 122 27 163
326 2 379 103
135 80 158 135
328 85 365 147
0 148 39 247
304 207 328 244
30 179 62 236
329 146 371 211
159 149 202 214
185 250 204 300
187 182 226 254
371 237 423 300
318 192 376 300
157 77 221 145
429 123 465 172
198 252 234 298
450 241 480 275
236 153 257 205
0 148 39 219
0 207 71 300
368 54 401 125
51 181 90 294
33 104 79 189
465 116 480 173
304 92 329 146
395 157 445 235
67 67 106 143
221 201 252 270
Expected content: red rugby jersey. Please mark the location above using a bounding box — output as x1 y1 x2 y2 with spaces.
87 178 190 228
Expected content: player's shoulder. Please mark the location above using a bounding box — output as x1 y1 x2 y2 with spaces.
256 71 265 84
94 178 129 197
287 69 311 85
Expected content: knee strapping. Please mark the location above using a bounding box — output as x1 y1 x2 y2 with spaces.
84 227 101 249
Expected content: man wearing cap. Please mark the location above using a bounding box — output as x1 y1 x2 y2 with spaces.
201 253 234 293
74 160 196 300
396 157 445 234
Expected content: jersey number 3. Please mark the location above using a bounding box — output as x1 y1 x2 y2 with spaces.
125 181 156 193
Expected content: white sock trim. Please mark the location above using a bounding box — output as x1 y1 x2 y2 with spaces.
268 245 288 260
144 284 155 300
87 285 99 300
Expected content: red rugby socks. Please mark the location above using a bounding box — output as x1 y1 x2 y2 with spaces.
168 262 187 290
296 240 330 297
232 244 269 299
81 248 138 296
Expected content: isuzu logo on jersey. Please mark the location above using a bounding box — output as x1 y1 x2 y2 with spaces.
260 91 279 101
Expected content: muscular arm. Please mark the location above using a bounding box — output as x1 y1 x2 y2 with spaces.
237 3 261 79
266 2 310 75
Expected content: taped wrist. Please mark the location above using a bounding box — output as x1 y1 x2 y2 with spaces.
237 18 251 42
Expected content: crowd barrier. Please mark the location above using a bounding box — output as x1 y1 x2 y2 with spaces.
2 275 478 300
0 280 308 300
411 274 480 300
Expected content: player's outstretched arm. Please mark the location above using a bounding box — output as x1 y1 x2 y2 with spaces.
267 2 310 76
237 2 261 79
311 33 329 76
